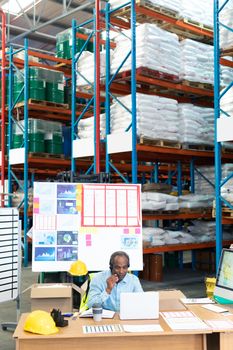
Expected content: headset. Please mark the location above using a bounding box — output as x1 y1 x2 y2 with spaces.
109 251 130 272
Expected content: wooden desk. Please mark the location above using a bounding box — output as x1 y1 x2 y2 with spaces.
14 312 210 350
14 290 210 350
188 304 233 350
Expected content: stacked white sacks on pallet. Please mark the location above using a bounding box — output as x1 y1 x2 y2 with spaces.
179 39 214 84
178 194 214 211
180 0 213 27
186 221 216 242
221 164 233 203
143 220 232 247
221 62 233 87
178 104 214 146
220 2 233 50
194 166 215 195
195 164 233 202
111 23 181 77
76 51 109 86
142 192 179 211
77 114 106 139
110 93 179 142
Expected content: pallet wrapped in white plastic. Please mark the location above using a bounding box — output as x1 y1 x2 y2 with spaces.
112 23 181 77
178 104 214 146
110 93 180 142
220 7 233 50
180 0 213 28
179 39 214 85
76 51 111 86
77 114 106 139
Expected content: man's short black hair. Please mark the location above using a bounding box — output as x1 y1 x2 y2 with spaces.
109 251 130 270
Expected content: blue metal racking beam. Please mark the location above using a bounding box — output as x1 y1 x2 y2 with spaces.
105 0 138 184
214 0 222 269
7 40 29 266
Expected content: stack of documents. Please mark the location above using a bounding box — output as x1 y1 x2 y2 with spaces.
83 324 122 334
160 311 210 330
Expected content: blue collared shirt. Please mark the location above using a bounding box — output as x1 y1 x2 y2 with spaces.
87 270 143 312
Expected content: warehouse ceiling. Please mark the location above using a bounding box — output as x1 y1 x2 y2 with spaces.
0 0 98 53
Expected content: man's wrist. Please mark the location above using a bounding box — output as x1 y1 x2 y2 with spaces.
106 287 111 294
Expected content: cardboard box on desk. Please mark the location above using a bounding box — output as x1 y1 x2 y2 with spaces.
30 283 84 312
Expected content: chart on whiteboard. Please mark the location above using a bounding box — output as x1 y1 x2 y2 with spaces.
32 182 142 272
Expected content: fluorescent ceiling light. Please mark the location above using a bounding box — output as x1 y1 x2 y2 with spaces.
2 0 34 15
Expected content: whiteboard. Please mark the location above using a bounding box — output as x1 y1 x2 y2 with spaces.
32 182 143 272
0 208 20 304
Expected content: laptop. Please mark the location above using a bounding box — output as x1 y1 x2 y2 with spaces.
120 291 159 320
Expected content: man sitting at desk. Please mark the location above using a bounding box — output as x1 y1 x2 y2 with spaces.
87 251 143 312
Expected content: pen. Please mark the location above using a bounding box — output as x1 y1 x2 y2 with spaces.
62 313 73 317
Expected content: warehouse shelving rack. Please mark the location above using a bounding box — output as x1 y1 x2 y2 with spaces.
6 40 79 267
71 0 102 177
213 0 233 267
104 1 233 264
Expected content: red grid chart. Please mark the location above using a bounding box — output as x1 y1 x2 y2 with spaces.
81 184 141 227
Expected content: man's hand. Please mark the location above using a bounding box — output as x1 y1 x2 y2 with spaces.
106 274 119 294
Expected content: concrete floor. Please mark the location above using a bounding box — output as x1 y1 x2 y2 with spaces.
0 266 209 350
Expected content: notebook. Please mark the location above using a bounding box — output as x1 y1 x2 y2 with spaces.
120 291 159 320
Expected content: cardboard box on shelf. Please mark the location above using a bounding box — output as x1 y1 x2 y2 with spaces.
30 283 84 312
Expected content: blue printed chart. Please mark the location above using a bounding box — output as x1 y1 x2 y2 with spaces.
32 182 142 272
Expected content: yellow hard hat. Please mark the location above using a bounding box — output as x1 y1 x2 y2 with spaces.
24 310 58 335
68 259 88 276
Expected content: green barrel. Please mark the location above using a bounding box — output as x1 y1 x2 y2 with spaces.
46 82 64 103
28 132 45 152
56 27 94 59
45 133 62 155
13 67 46 102
12 134 23 149
45 141 62 154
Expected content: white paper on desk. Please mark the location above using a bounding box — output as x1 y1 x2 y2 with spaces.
123 324 163 333
160 311 210 331
79 308 115 319
180 298 215 304
205 319 233 330
201 304 228 313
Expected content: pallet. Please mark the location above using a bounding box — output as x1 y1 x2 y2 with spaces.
160 22 213 45
182 143 214 152
113 1 212 44
139 136 181 149
212 207 233 219
114 0 179 20
182 80 213 91
183 18 213 32
142 209 179 215
221 46 233 57
29 152 65 159
180 208 211 214
55 61 71 69
115 67 180 84
222 147 233 154
15 99 69 109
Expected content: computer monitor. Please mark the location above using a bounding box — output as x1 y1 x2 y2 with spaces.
214 248 233 304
